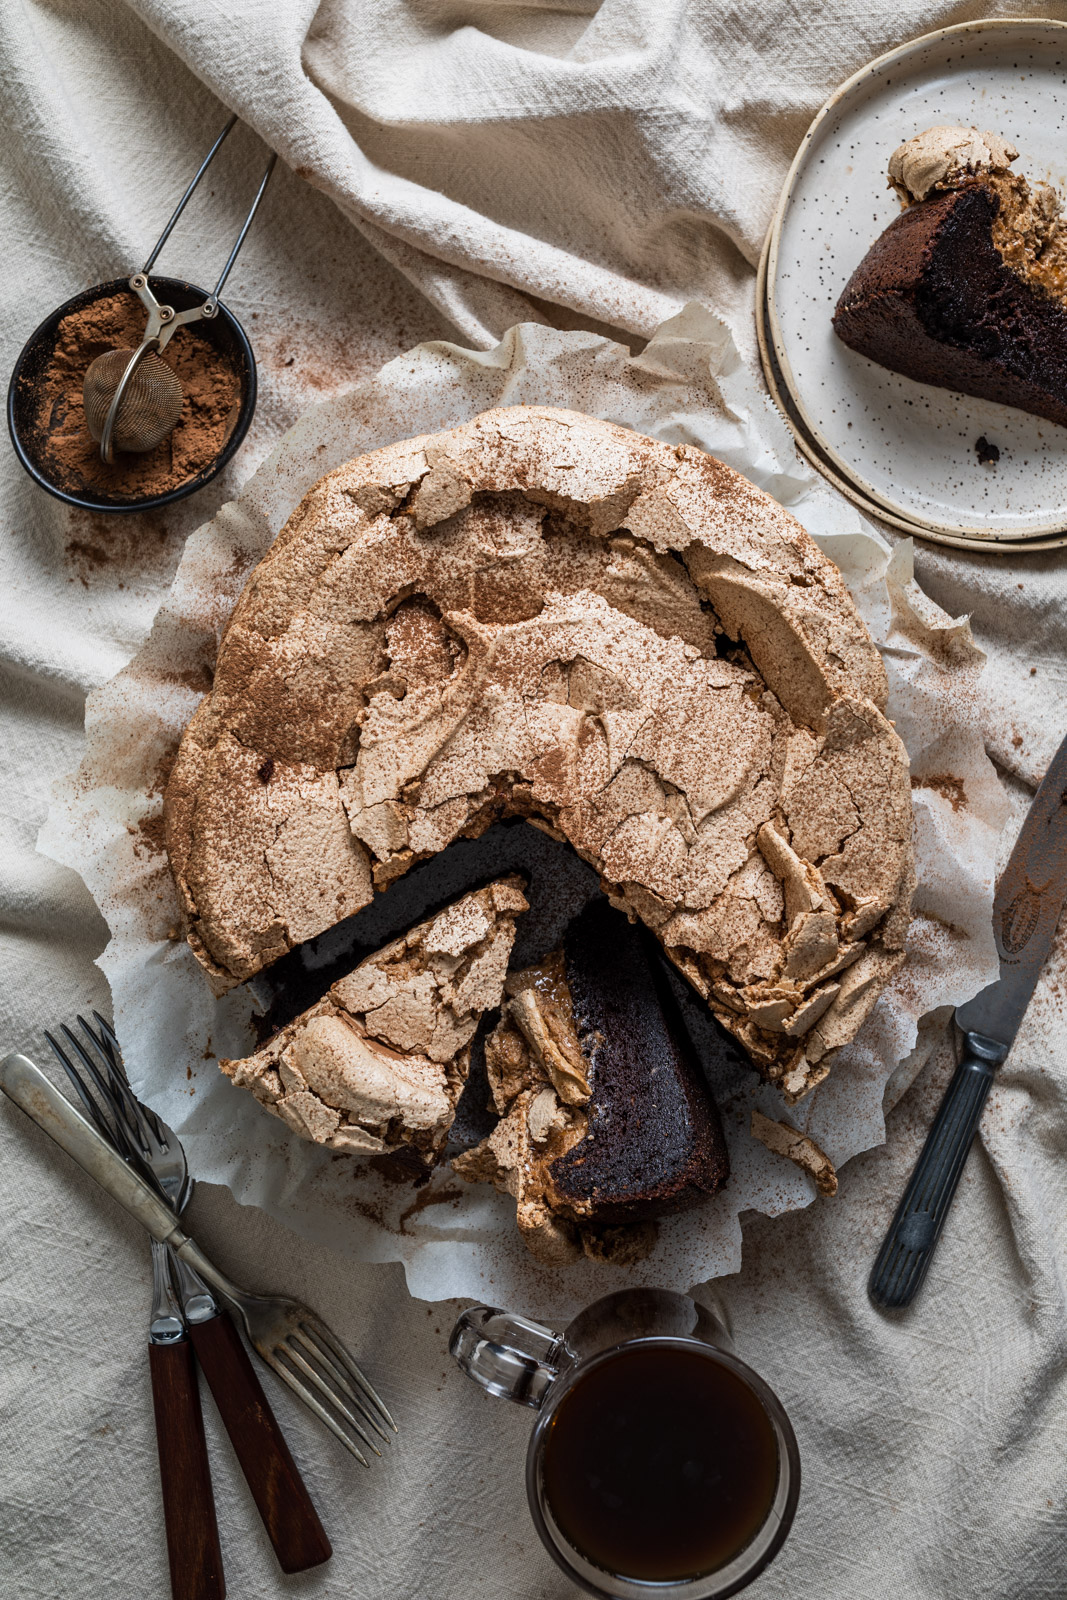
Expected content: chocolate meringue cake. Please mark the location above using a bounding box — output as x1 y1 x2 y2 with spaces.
833 126 1067 426
163 405 915 1257
166 406 914 1112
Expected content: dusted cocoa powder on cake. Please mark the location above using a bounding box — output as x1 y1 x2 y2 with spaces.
220 878 528 1161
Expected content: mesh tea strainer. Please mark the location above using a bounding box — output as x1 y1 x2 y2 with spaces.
84 116 276 463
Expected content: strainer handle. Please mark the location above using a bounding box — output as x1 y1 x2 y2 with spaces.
212 152 277 301
142 115 238 276
139 113 277 307
96 118 275 464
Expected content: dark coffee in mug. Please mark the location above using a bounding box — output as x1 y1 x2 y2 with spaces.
541 1345 779 1583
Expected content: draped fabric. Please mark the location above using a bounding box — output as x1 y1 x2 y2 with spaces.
1 3 1065 1595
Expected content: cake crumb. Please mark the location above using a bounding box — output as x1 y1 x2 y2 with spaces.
975 436 1000 466
751 1108 838 1196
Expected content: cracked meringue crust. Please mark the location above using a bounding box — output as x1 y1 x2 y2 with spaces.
218 877 528 1160
884 127 1067 298
750 1109 837 1197
165 406 913 1098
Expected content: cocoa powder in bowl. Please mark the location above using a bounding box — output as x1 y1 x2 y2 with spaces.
23 287 243 501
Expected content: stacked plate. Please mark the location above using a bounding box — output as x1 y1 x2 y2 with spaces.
758 17 1067 554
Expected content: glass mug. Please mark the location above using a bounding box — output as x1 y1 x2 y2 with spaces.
450 1288 800 1600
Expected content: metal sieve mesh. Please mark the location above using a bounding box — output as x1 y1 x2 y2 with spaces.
83 347 184 454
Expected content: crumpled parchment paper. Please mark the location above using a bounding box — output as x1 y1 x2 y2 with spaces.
39 305 1008 1317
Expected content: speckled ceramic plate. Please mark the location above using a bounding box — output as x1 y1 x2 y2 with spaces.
763 18 1067 546
756 238 1067 553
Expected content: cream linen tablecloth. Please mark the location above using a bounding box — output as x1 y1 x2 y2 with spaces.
2 3 1067 1597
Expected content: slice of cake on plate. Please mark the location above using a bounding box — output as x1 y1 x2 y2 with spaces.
833 125 1067 426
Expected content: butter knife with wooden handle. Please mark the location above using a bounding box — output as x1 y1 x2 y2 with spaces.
148 1251 225 1599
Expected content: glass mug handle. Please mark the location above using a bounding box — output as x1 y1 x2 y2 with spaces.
450 1306 563 1409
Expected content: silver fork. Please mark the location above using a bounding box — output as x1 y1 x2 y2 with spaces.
49 1019 336 1576
2 1024 396 1468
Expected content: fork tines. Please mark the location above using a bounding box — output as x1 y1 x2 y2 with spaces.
271 1310 397 1463
44 1014 166 1189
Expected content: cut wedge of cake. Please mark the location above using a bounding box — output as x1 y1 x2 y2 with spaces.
833 126 1067 426
453 898 730 1264
220 877 528 1161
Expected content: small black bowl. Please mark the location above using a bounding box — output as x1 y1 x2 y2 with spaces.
7 275 257 514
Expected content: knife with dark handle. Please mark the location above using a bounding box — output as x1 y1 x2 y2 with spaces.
871 730 1067 1311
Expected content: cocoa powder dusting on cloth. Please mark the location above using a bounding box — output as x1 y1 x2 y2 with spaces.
26 290 242 499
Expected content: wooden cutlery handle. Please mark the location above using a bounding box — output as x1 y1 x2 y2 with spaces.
148 1339 225 1600
189 1311 332 1573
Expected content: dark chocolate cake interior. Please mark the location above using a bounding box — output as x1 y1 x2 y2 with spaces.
547 898 730 1223
834 179 1067 428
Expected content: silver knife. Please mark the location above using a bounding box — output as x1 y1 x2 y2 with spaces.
0 1052 229 1291
869 729 1067 1310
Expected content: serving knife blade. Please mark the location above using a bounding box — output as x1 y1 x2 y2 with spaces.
955 734 1067 1046
870 730 1067 1311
